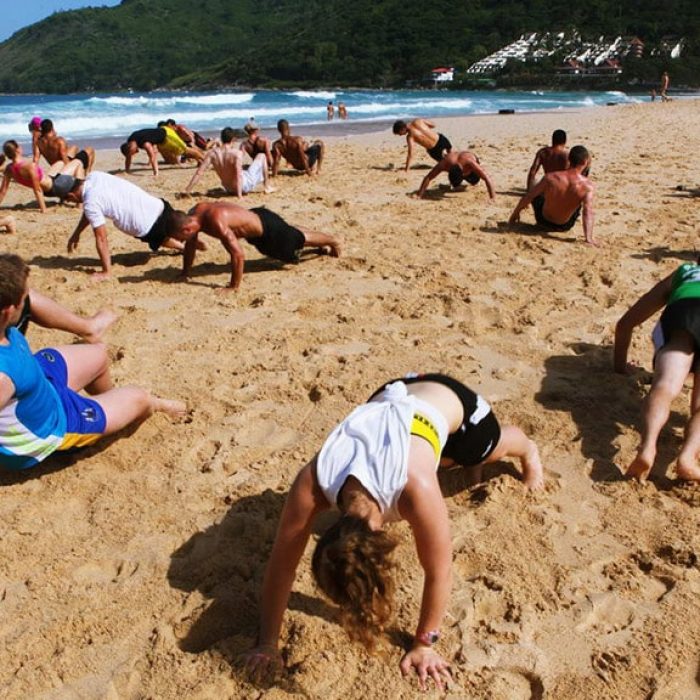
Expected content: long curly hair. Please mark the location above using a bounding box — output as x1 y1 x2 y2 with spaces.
311 515 398 650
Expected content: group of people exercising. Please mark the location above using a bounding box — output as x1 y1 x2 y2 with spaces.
0 109 696 691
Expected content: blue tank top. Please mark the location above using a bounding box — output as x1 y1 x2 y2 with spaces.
0 328 66 469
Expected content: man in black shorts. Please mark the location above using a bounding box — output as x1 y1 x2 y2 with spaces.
170 201 341 291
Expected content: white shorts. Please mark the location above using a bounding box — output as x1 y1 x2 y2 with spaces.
242 157 266 193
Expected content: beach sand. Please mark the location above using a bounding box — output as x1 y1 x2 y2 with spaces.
0 100 699 699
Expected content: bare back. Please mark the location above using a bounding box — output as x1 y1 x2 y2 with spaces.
208 144 242 190
539 145 569 173
273 135 307 170
407 119 439 150
196 201 263 241
38 134 77 165
542 170 593 223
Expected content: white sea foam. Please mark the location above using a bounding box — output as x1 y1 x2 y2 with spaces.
87 93 255 108
291 90 337 100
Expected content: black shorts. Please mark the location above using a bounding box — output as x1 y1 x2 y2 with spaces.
250 207 305 263
141 199 174 251
71 150 90 170
369 373 501 467
660 298 700 371
305 143 322 169
532 195 580 232
46 174 76 199
427 133 452 162
15 295 31 335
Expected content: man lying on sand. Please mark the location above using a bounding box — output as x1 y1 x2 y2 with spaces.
172 201 341 291
393 118 453 172
65 171 193 280
526 129 569 190
181 127 274 198
615 260 700 482
120 127 203 177
272 119 324 177
508 145 597 245
415 150 495 200
0 253 185 471
244 372 543 690
37 119 95 173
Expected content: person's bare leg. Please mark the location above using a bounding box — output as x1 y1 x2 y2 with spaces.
52 343 113 395
315 140 325 174
627 334 694 480
93 386 186 435
29 289 116 342
676 370 700 480
482 425 544 490
258 154 276 194
300 227 341 257
184 146 204 164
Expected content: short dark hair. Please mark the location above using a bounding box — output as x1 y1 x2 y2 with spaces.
448 164 464 187
277 119 289 133
165 119 176 126
40 119 54 135
569 145 589 167
167 209 188 236
220 127 236 144
552 129 567 146
119 142 130 157
392 120 407 135
157 120 167 128
0 253 29 309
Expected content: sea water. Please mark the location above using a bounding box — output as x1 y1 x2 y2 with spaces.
0 88 646 141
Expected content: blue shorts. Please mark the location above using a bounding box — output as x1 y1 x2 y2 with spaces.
34 348 107 450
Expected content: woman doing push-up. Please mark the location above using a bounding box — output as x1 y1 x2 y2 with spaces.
245 373 544 691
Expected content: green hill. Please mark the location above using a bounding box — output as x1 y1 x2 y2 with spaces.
0 0 698 92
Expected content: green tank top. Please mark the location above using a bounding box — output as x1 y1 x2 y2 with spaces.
668 263 700 306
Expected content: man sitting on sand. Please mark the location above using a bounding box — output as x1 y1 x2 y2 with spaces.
272 120 324 177
0 253 185 471
415 151 495 200
508 145 596 246
120 127 203 177
615 260 700 482
181 127 274 198
172 202 341 291
392 118 452 171
38 119 95 173
241 122 273 170
65 171 193 280
526 129 569 190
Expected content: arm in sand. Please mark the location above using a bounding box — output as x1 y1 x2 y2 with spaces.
527 148 544 190
29 163 47 214
416 160 447 198
244 460 327 679
508 178 546 225
91 224 112 280
614 274 673 373
398 464 453 692
0 168 12 208
581 185 596 246
271 141 282 177
67 212 91 253
404 133 414 172
183 151 213 195
470 160 496 200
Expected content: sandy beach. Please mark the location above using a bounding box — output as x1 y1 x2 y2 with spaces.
1 99 699 699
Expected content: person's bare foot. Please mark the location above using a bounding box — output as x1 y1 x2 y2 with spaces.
626 450 654 480
84 309 117 343
522 440 545 490
264 185 277 194
328 239 341 257
676 454 700 481
152 397 187 417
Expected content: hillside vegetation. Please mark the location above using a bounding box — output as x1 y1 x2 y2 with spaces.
0 0 698 92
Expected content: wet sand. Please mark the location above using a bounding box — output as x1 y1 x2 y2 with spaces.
0 99 699 699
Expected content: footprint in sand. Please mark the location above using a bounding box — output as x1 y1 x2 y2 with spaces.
72 559 139 586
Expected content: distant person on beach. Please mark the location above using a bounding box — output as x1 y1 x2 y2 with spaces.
120 127 203 177
243 373 543 689
65 171 192 280
615 261 700 482
28 117 42 164
660 71 671 102
172 201 340 291
338 102 348 120
38 119 95 173
508 145 596 245
650 89 657 102
0 253 185 471
272 119 324 176
327 101 334 120
392 118 452 171
415 150 495 200
0 140 86 214
181 127 274 198
241 122 273 170
526 129 569 190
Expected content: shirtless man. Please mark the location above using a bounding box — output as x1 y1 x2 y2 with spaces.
392 118 452 171
182 127 274 198
38 119 95 173
415 151 495 200
660 71 671 102
272 119 324 176
241 122 273 170
526 129 569 190
172 202 341 291
509 145 596 246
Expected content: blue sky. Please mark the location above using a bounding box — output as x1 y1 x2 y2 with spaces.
0 1 121 42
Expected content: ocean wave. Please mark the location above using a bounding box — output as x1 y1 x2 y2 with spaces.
87 93 255 108
290 90 337 100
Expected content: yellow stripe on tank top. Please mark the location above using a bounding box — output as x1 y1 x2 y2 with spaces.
410 413 441 460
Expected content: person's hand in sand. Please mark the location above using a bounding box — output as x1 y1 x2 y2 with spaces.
400 645 452 692
241 644 283 682
615 262 700 482
247 373 544 688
